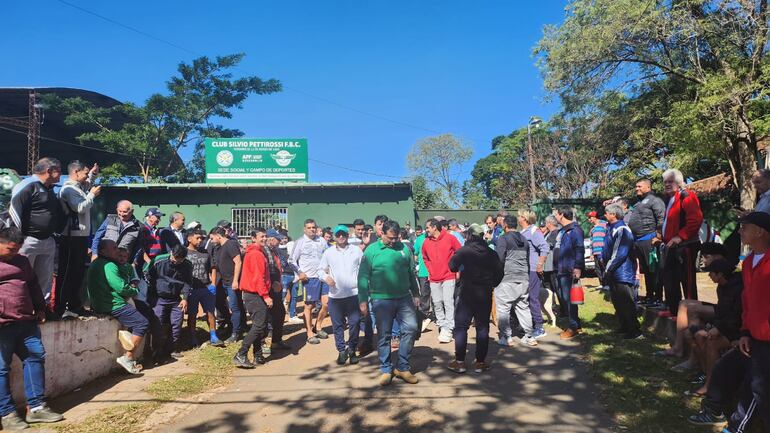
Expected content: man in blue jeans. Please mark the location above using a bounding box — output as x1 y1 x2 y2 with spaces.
553 207 586 340
210 227 244 343
0 227 63 430
358 220 420 386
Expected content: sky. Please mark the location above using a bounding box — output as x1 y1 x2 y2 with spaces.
3 0 567 183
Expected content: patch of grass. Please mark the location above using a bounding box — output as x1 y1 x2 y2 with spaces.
578 287 722 433
52 325 237 433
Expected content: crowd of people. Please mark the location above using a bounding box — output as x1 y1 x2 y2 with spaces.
0 157 768 432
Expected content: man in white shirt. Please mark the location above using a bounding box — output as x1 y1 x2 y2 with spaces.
751 169 770 214
318 225 364 365
290 218 330 344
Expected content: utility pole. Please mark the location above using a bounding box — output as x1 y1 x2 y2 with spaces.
527 116 542 204
0 90 42 174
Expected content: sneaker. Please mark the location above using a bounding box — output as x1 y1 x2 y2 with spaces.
520 335 539 346
271 341 291 350
116 356 143 374
232 353 255 369
690 373 707 385
61 310 79 320
307 336 321 345
2 411 29 429
421 318 432 332
224 335 238 344
287 316 304 325
379 372 393 386
438 328 452 344
118 330 135 351
688 410 727 425
209 337 226 348
254 354 267 365
448 360 467 374
336 350 349 365
394 369 419 384
474 361 490 373
349 351 360 364
315 329 329 339
559 329 578 340
25 405 63 424
170 351 184 359
531 328 547 340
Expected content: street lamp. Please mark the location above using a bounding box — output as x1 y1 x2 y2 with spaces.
527 116 542 204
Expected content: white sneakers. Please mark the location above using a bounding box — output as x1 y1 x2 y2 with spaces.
286 316 304 325
438 328 453 343
421 318 432 333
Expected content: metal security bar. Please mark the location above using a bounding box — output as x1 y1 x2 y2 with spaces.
231 208 288 239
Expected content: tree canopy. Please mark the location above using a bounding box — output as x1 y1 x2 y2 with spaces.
407 134 473 208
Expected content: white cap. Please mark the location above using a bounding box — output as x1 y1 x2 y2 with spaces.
186 221 202 230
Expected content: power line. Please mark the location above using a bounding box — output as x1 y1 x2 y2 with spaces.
53 0 484 143
309 158 403 180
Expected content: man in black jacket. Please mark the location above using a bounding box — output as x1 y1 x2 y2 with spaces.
148 245 193 358
627 178 666 307
447 224 504 374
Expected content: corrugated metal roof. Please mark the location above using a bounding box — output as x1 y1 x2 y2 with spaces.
105 182 410 190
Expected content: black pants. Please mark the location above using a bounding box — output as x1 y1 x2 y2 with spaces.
662 243 699 314
609 281 639 335
703 348 748 416
214 281 231 331
453 296 492 363
634 239 662 301
728 340 770 433
54 236 88 314
594 255 607 288
417 276 433 319
267 290 285 343
239 292 269 357
134 299 163 362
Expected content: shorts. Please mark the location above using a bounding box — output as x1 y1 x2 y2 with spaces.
303 278 330 303
111 304 149 337
188 287 215 315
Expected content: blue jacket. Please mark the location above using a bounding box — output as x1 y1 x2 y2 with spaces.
602 220 635 285
555 222 585 276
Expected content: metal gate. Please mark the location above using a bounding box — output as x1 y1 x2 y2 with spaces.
231 208 288 238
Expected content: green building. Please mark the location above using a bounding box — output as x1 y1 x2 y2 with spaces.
96 182 415 238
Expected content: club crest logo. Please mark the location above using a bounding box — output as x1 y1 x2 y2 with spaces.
216 150 234 167
271 150 297 167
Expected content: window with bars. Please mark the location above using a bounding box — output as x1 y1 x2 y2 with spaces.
231 208 288 239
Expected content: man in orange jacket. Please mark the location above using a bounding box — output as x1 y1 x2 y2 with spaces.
233 228 273 369
660 168 704 316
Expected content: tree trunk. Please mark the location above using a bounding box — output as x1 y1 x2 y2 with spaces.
726 121 758 210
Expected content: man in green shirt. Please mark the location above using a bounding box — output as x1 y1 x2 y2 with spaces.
412 225 433 332
88 239 147 374
358 220 420 386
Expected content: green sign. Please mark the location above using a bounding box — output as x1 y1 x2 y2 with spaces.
205 138 309 183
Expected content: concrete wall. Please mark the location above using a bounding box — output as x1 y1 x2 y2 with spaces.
10 317 125 405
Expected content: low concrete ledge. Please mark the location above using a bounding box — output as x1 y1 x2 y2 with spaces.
10 316 125 405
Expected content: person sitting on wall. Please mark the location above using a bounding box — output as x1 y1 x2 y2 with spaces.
0 227 64 430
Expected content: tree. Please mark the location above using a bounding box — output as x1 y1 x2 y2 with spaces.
406 134 473 208
535 0 770 209
410 175 441 209
46 54 281 182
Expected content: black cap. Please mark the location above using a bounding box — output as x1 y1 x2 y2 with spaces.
216 219 232 228
702 258 735 275
145 207 164 217
738 211 770 233
701 242 728 257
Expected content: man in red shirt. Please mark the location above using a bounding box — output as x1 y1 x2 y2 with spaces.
725 212 770 432
422 218 462 344
233 228 273 369
660 168 704 316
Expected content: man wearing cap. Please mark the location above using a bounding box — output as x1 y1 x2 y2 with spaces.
603 204 641 340
587 211 609 291
140 207 166 271
724 212 770 432
290 218 330 345
318 225 364 365
264 229 290 351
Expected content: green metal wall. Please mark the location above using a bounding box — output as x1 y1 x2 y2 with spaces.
96 184 415 239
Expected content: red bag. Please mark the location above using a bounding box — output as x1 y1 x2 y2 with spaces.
570 280 585 305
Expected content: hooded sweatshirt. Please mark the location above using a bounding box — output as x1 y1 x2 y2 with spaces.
495 230 530 283
240 243 271 302
449 236 504 302
422 230 461 282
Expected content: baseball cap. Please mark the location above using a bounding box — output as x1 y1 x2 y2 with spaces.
738 211 770 233
265 228 286 240
702 258 735 275
186 221 202 230
145 207 164 217
465 223 485 237
333 225 349 236
216 219 232 228
586 211 598 218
